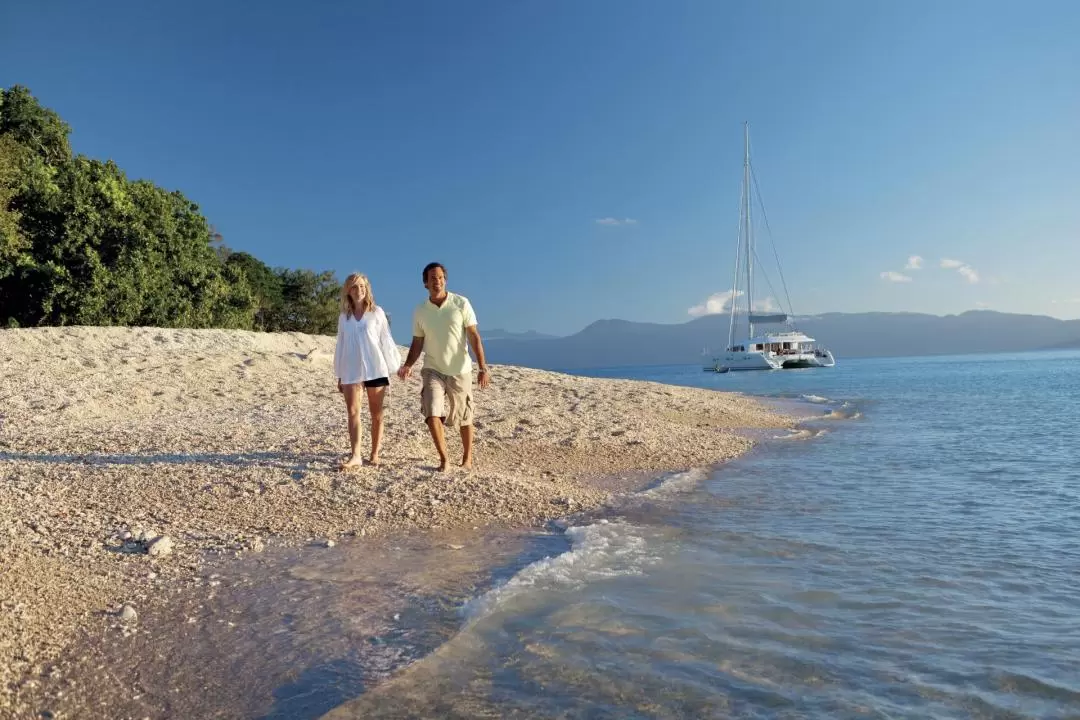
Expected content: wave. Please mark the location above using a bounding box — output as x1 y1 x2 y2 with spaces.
801 394 831 404
639 467 712 498
775 428 830 441
463 520 659 624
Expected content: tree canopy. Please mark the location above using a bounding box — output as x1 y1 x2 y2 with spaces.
0 85 340 333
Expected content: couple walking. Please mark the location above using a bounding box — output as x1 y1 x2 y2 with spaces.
333 262 490 472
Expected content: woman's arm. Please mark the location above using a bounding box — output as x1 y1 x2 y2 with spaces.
333 313 345 382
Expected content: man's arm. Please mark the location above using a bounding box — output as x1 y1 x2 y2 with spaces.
397 336 425 379
466 325 490 389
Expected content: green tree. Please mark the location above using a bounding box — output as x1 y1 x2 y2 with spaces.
271 269 339 334
0 135 28 276
0 85 72 165
226 251 282 330
0 85 341 333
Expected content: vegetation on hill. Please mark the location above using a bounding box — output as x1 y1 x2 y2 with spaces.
0 86 338 333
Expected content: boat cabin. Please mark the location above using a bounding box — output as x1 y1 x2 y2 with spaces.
744 331 817 355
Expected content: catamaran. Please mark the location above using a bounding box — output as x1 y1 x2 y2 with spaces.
704 123 835 372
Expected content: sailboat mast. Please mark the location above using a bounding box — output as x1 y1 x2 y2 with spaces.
743 122 754 341
726 162 744 351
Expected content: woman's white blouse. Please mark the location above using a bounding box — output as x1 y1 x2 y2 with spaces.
333 307 402 384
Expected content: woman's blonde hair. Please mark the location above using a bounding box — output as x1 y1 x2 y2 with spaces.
340 272 375 318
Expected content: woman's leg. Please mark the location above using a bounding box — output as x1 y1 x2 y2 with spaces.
341 383 364 469
365 384 387 465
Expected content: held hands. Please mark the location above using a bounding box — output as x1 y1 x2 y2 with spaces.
394 363 489 388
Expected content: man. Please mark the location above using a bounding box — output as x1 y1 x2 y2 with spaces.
397 262 490 471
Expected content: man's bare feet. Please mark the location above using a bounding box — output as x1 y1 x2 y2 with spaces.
340 455 363 471
366 456 380 467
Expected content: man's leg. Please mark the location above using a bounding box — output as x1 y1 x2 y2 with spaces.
446 372 476 469
426 416 449 471
460 424 473 469
421 370 450 471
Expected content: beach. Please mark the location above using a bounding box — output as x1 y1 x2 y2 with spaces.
0 326 793 716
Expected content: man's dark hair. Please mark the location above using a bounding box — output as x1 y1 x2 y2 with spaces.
422 262 446 284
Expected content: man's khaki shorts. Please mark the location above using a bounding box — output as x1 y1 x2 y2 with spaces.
420 368 474 428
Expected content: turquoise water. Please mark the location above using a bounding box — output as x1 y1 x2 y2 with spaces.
323 351 1080 719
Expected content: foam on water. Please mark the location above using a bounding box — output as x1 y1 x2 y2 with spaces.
776 427 830 440
639 466 711 497
463 520 659 623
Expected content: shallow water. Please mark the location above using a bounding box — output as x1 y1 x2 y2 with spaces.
324 351 1080 719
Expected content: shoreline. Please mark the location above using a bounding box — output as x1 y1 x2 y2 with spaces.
0 326 795 717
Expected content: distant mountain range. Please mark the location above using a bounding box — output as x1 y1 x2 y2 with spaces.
482 311 1080 370
481 328 560 342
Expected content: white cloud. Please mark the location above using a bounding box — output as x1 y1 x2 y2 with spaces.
975 301 990 309
622 218 638 226
905 255 924 270
880 271 913 283
940 258 979 284
1052 298 1080 305
753 296 779 313
594 217 639 227
688 291 781 316
688 290 743 317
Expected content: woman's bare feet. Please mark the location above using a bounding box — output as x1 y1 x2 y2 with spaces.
340 455 363 471
366 456 380 467
460 456 473 470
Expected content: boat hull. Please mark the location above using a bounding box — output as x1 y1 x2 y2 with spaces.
780 350 836 369
717 351 783 371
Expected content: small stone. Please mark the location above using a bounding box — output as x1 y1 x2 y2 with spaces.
147 536 174 557
251 539 265 553
119 605 137 623
324 539 336 548
120 530 133 541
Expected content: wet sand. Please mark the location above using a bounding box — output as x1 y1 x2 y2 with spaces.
0 326 793 717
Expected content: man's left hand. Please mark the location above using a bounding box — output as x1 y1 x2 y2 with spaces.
477 369 491 390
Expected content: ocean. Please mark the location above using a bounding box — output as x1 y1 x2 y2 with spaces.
319 350 1080 719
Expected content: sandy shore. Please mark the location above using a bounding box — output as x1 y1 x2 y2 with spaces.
0 326 793 716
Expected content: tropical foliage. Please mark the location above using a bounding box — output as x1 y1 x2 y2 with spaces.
0 85 339 333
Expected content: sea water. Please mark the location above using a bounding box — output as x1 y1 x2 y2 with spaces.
320 351 1080 719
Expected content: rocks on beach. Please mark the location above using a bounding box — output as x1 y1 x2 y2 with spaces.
0 326 794 716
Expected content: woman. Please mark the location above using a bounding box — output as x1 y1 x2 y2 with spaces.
333 273 401 469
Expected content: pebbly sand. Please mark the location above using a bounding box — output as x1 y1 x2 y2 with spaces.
0 326 794 717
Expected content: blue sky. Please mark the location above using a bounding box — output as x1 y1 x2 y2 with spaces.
3 0 1078 336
